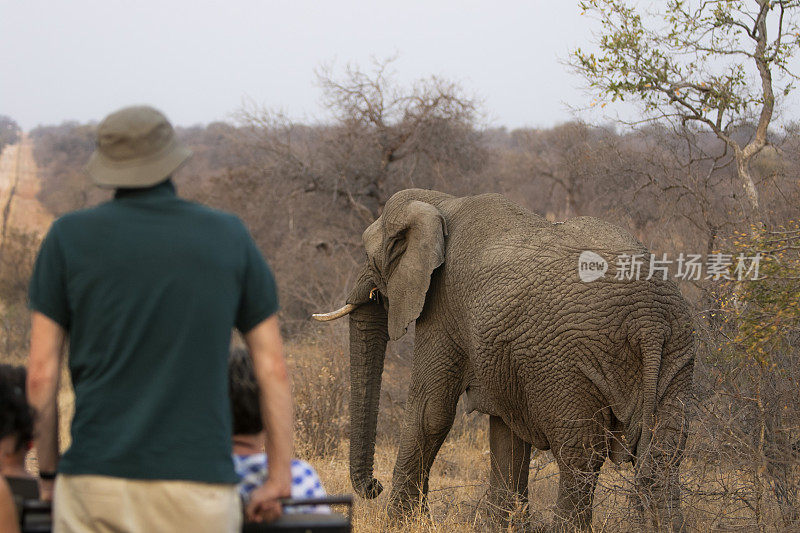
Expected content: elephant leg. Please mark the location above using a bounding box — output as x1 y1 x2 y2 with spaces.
488 415 532 523
388 344 462 516
552 427 605 531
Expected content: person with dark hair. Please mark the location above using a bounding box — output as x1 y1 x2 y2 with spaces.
0 365 34 481
0 370 23 533
229 347 326 511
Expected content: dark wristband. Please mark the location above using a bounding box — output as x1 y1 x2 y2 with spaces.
39 471 57 481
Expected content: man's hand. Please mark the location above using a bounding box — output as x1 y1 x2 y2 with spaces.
245 477 291 522
244 315 293 523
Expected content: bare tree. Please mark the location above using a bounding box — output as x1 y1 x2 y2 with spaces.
572 0 800 222
0 115 20 153
237 56 485 221
509 122 622 218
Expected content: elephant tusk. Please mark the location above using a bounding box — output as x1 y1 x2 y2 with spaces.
311 303 358 321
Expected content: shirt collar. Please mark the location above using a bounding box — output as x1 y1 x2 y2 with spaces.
114 179 177 200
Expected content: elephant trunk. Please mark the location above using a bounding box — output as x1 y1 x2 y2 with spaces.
348 300 389 499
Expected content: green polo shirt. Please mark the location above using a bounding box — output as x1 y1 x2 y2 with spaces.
28 180 278 483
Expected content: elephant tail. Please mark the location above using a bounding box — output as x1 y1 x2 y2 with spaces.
637 335 664 479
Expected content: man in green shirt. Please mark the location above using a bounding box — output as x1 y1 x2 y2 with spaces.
26 106 292 532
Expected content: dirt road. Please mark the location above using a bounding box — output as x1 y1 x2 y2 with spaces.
0 134 53 247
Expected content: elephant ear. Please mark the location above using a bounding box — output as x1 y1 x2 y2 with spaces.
365 200 447 341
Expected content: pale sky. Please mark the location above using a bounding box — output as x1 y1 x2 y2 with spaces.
1 0 602 130
2 1 798 131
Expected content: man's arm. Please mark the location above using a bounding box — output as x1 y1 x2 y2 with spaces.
27 311 67 501
244 315 293 522
0 477 20 533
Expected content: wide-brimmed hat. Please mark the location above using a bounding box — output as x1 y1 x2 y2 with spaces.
86 105 192 189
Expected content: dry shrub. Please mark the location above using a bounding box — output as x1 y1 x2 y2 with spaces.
0 229 39 300
0 229 40 364
287 326 350 459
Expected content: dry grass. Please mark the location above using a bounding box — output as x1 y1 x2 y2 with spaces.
289 335 799 532
1 335 795 531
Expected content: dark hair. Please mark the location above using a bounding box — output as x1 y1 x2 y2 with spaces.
228 347 263 435
0 364 34 452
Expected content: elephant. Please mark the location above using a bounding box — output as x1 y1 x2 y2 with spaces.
313 189 695 530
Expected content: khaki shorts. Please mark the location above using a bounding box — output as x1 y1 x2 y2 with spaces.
54 474 242 533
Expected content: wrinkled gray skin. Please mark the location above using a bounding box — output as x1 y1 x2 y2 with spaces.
340 189 694 531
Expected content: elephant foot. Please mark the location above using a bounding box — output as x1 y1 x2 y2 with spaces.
486 489 530 529
353 477 383 499
634 471 685 531
386 490 429 521
485 509 548 533
551 500 594 532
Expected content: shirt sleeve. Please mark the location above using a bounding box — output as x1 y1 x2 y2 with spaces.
28 224 70 329
235 227 279 333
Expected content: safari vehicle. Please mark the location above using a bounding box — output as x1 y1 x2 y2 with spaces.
17 495 354 533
